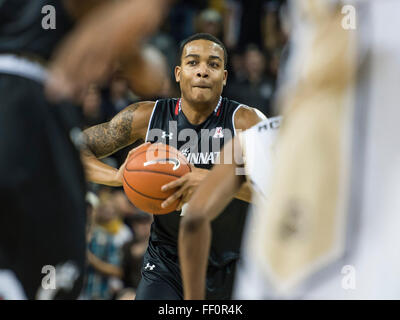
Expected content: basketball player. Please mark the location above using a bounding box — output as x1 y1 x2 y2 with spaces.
0 0 167 299
81 33 266 299
178 116 281 299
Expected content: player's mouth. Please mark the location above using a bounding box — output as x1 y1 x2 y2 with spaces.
193 85 211 89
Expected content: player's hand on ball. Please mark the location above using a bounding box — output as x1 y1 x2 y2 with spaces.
161 164 209 210
115 142 150 185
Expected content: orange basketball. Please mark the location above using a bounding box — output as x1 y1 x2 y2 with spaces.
122 143 191 214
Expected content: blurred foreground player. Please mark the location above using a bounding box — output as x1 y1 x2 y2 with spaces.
0 0 167 299
81 33 265 299
178 116 281 299
237 0 400 299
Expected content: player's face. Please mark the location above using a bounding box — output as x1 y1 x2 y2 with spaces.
175 39 227 104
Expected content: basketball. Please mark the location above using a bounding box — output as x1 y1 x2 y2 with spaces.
122 143 191 214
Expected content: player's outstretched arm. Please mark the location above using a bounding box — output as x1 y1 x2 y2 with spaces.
81 101 154 186
178 137 246 300
233 105 266 202
46 0 169 102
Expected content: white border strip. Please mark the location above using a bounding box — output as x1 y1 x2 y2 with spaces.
0 54 47 83
145 100 159 142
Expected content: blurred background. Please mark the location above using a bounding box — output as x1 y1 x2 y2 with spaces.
82 0 288 300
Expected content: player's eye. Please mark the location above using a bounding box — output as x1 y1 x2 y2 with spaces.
209 62 220 68
187 60 197 66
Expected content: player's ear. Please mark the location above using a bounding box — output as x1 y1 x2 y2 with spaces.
223 69 228 86
175 65 181 83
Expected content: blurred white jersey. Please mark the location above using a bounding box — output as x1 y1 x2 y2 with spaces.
240 117 282 200
235 0 400 299
233 117 281 299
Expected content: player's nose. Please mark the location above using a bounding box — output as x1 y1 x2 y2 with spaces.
196 63 209 78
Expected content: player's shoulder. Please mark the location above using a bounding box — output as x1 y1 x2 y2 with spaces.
229 100 267 131
124 100 156 112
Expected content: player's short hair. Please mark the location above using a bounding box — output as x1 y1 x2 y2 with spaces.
179 33 228 68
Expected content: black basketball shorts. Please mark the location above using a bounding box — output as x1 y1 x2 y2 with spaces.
0 74 87 299
135 240 237 300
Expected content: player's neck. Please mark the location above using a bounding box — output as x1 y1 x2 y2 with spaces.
180 97 220 125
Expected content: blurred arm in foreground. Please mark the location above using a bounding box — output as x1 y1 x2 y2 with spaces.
46 0 171 102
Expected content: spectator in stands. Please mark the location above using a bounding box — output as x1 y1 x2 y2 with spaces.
224 44 275 117
84 194 123 299
85 191 100 242
82 84 105 127
100 74 135 121
121 212 153 293
262 0 287 53
227 48 246 82
84 188 138 299
168 0 207 44
195 8 223 39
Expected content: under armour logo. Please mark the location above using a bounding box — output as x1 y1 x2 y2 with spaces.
161 131 173 139
144 263 155 271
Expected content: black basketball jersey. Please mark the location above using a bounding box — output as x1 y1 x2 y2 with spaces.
0 0 74 61
146 97 249 267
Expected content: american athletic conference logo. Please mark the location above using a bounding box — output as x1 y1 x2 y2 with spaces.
213 127 224 138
